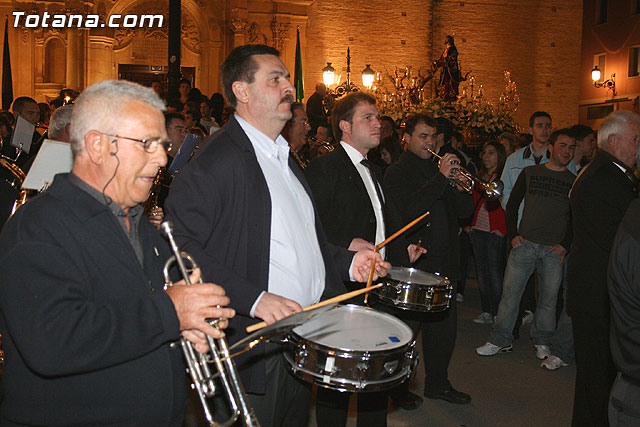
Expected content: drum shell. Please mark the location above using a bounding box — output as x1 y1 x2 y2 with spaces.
283 305 417 393
371 267 453 312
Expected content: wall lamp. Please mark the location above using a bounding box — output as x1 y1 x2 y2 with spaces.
591 66 617 96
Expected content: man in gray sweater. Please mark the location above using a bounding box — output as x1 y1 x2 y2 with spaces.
476 128 576 358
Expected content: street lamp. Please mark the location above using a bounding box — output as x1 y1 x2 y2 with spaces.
362 64 375 89
322 62 336 87
591 65 617 96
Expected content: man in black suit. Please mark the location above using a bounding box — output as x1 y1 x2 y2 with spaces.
305 93 426 425
384 113 474 405
306 83 328 131
568 110 640 426
0 80 234 425
164 44 389 426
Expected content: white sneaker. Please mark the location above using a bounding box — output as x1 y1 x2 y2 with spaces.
476 342 513 356
456 293 464 303
534 344 551 360
522 310 534 325
473 312 494 324
541 355 568 370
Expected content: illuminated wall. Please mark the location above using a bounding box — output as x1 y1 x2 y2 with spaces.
3 0 584 128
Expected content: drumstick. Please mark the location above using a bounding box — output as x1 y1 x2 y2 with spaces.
245 283 384 333
376 211 430 251
363 211 430 303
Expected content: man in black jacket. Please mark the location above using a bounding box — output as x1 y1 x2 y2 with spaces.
608 195 640 427
165 44 389 426
384 113 474 404
0 80 234 426
306 83 328 131
568 110 640 426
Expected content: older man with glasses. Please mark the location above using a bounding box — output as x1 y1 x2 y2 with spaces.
0 79 234 426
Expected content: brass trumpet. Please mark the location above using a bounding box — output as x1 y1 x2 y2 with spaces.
427 148 503 200
161 222 260 427
307 135 335 153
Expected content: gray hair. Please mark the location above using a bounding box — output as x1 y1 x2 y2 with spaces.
597 110 640 149
48 105 73 140
69 80 165 157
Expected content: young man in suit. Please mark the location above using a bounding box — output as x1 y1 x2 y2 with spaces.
305 93 425 425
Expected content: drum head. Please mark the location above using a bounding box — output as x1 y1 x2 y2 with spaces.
386 267 446 285
292 305 412 352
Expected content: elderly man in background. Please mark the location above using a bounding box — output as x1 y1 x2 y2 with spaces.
47 104 73 143
281 101 312 168
568 111 640 426
0 80 234 426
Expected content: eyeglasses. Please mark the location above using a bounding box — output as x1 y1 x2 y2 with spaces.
103 133 171 153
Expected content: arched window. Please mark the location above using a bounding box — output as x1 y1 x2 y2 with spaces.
44 38 66 84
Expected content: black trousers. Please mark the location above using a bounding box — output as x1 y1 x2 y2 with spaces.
571 312 616 427
315 387 388 427
245 343 312 427
379 282 458 394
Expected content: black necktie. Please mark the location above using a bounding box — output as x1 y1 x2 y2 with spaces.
360 159 385 206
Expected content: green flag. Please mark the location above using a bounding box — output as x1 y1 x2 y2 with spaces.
294 27 304 101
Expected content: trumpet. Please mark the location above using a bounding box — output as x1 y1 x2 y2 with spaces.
161 222 260 427
427 148 503 200
307 135 335 153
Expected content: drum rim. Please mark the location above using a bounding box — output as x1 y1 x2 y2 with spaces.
384 266 450 285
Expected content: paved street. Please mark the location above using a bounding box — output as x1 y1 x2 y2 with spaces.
309 278 576 427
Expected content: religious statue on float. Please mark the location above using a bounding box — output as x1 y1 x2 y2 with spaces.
433 35 470 102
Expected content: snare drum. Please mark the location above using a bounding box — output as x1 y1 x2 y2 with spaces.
283 304 417 392
370 267 453 312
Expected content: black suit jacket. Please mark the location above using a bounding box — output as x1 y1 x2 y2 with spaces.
306 92 327 128
0 174 186 426
567 150 638 318
383 150 474 280
304 144 408 266
164 116 350 393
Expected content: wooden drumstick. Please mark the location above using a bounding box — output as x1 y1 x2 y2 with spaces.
245 283 384 333
363 211 430 303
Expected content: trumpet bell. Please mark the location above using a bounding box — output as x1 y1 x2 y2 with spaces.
482 179 504 200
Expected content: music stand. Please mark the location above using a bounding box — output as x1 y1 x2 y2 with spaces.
168 134 200 175
22 139 73 191
9 116 35 154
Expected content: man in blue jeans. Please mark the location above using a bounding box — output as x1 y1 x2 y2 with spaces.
476 129 576 358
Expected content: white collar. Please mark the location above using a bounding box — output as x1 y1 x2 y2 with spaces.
340 141 367 167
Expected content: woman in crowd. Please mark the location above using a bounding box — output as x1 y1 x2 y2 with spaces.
465 140 507 324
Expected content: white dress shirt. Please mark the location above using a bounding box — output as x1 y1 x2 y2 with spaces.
340 141 386 259
236 115 326 315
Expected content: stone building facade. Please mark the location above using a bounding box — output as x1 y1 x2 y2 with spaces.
3 0 584 129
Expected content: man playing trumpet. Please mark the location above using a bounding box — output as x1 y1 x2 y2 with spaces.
0 80 234 426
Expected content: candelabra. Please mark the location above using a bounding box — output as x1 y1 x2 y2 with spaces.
372 66 434 113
